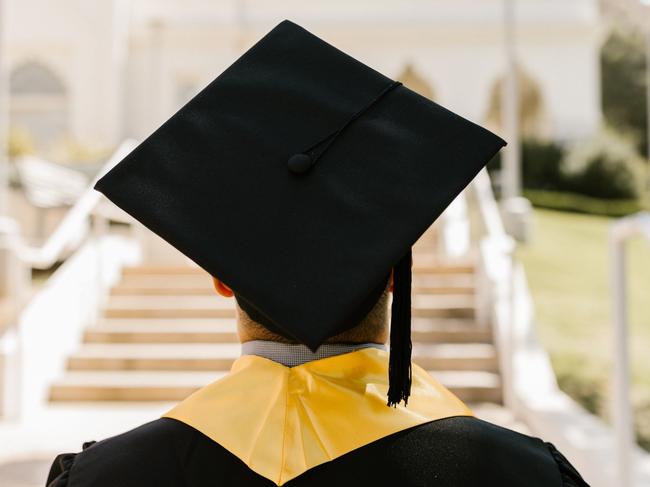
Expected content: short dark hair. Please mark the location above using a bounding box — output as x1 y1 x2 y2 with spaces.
236 278 390 344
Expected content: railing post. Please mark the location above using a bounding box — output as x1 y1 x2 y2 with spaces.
0 326 20 419
0 218 29 306
609 229 632 487
0 217 30 419
489 235 516 411
474 245 490 329
91 209 109 326
503 237 516 411
439 193 470 259
607 213 650 487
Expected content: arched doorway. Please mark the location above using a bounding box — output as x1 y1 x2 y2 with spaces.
396 63 436 100
484 63 547 138
9 61 69 154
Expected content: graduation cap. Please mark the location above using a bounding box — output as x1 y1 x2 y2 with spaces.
93 19 506 407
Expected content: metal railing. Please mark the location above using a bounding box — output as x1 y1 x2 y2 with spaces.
609 211 650 487
467 169 518 408
0 139 139 419
17 139 137 269
456 170 650 486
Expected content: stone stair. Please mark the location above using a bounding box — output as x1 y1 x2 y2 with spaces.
49 254 502 404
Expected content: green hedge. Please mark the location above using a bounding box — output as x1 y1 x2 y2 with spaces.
488 128 648 204
556 367 650 451
521 138 565 191
523 189 645 217
561 126 646 200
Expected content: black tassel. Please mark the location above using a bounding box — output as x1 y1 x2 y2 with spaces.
387 248 413 407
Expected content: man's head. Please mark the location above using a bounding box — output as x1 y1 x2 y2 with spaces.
211 275 392 345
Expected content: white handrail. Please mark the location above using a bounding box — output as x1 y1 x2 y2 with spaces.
468 168 517 406
609 211 650 487
472 168 508 239
459 169 650 485
16 139 138 269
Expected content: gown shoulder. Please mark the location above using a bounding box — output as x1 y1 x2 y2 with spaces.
544 441 590 487
454 416 590 486
371 415 591 487
44 415 590 487
45 417 196 487
46 441 95 486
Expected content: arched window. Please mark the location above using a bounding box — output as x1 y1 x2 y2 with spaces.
396 63 436 101
484 63 547 138
9 61 68 153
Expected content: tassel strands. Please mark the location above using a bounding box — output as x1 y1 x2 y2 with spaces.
387 248 413 407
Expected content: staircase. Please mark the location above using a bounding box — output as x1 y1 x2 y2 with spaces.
49 249 502 404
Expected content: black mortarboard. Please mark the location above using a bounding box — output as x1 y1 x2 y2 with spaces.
93 19 506 407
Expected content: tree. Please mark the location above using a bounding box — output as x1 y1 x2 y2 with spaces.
601 26 647 157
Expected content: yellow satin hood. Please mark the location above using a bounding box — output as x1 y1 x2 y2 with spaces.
163 347 472 485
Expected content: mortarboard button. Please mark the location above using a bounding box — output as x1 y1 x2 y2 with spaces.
287 153 314 174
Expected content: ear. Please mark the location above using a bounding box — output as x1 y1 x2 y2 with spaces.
389 269 394 293
211 276 234 298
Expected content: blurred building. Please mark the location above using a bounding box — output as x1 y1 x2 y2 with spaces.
5 4 650 487
5 0 602 157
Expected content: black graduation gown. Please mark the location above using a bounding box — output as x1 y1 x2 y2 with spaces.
46 416 589 487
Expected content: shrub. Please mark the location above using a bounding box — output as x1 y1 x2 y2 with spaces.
635 395 650 452
486 137 565 188
561 125 646 200
522 137 565 190
601 27 647 157
487 128 647 208
554 365 605 417
486 137 564 199
523 189 644 217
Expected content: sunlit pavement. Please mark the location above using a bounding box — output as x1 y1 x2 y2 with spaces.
0 402 173 487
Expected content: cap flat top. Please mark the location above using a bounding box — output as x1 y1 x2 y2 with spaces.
94 20 506 349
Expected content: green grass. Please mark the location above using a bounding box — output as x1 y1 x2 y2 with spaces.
517 208 650 448
523 189 644 217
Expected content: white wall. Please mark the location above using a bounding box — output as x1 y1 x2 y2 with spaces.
6 0 130 150
6 0 603 151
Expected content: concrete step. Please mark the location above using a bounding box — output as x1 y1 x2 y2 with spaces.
411 254 475 274
112 273 475 296
102 294 474 320
411 318 492 343
112 274 214 296
82 318 490 344
121 266 206 276
50 247 501 407
430 370 502 403
49 369 501 404
120 259 475 278
49 371 224 402
65 343 497 372
413 263 474 275
412 274 475 295
67 344 239 371
414 343 498 371
84 319 239 344
411 295 475 318
103 295 236 319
